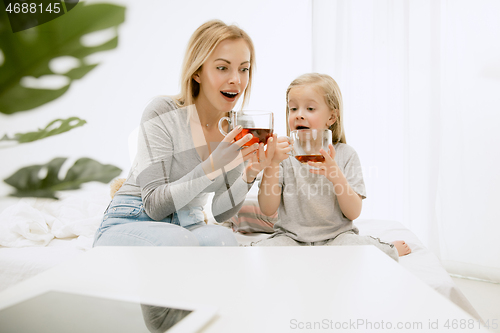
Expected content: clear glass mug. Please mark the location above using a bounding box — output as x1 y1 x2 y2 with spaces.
218 111 274 147
289 129 332 163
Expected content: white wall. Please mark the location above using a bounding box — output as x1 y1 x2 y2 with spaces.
312 0 500 282
0 0 312 196
312 0 408 223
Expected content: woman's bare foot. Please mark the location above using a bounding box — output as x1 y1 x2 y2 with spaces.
393 240 411 256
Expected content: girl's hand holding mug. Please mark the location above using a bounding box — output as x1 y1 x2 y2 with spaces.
307 143 340 183
243 133 275 182
272 136 292 165
243 134 291 183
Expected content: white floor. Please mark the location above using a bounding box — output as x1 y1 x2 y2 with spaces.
451 277 500 333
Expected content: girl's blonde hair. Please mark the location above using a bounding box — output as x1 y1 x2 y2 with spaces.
173 20 255 108
285 73 346 144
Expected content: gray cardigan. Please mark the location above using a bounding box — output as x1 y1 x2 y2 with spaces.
117 96 252 222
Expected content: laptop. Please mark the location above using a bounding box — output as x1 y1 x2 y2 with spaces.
0 291 217 333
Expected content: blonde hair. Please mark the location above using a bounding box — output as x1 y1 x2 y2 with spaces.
173 20 256 108
285 73 346 144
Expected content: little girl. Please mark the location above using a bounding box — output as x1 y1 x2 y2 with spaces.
256 73 411 261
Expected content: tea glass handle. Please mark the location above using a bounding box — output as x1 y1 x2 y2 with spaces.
218 117 231 136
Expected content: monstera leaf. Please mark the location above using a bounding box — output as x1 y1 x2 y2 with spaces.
4 157 122 199
0 2 126 114
1 117 86 144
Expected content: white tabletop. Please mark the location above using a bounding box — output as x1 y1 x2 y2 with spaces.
0 246 484 332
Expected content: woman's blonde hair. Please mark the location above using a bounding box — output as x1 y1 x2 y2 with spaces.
173 20 255 108
285 73 346 144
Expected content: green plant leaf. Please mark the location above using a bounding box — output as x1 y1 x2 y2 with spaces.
0 2 126 114
4 157 122 199
1 116 87 144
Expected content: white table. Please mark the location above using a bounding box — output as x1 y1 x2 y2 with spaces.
0 246 486 332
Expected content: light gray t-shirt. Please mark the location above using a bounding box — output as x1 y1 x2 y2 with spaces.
117 96 252 223
266 143 366 242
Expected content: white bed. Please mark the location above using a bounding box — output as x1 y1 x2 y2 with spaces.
0 183 482 322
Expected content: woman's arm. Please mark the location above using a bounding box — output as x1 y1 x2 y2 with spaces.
135 99 216 220
211 163 253 222
211 134 282 222
137 128 214 220
137 97 263 221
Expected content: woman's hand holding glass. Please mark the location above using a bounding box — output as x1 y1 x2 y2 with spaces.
202 125 259 180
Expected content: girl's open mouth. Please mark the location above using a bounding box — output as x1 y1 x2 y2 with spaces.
296 126 310 130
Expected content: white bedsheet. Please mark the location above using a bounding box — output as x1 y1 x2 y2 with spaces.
0 187 108 292
0 189 109 248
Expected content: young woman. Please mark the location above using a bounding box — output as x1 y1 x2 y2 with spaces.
94 20 276 247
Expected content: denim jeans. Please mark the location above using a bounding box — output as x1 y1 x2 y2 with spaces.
93 195 238 247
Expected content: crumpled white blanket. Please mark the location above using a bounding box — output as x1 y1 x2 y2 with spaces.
0 189 110 248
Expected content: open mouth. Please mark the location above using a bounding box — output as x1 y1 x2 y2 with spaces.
296 126 310 130
221 91 238 99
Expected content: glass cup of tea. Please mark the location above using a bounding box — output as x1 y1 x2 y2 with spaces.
218 111 274 147
289 129 332 164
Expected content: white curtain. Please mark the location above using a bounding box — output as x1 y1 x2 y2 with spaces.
312 0 500 282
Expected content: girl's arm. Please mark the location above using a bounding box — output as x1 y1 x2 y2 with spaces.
326 167 362 220
308 144 362 220
258 163 282 216
258 136 291 216
212 133 289 222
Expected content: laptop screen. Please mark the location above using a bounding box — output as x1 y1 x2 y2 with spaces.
0 291 195 333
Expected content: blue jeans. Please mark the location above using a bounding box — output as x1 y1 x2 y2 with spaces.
93 195 238 247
